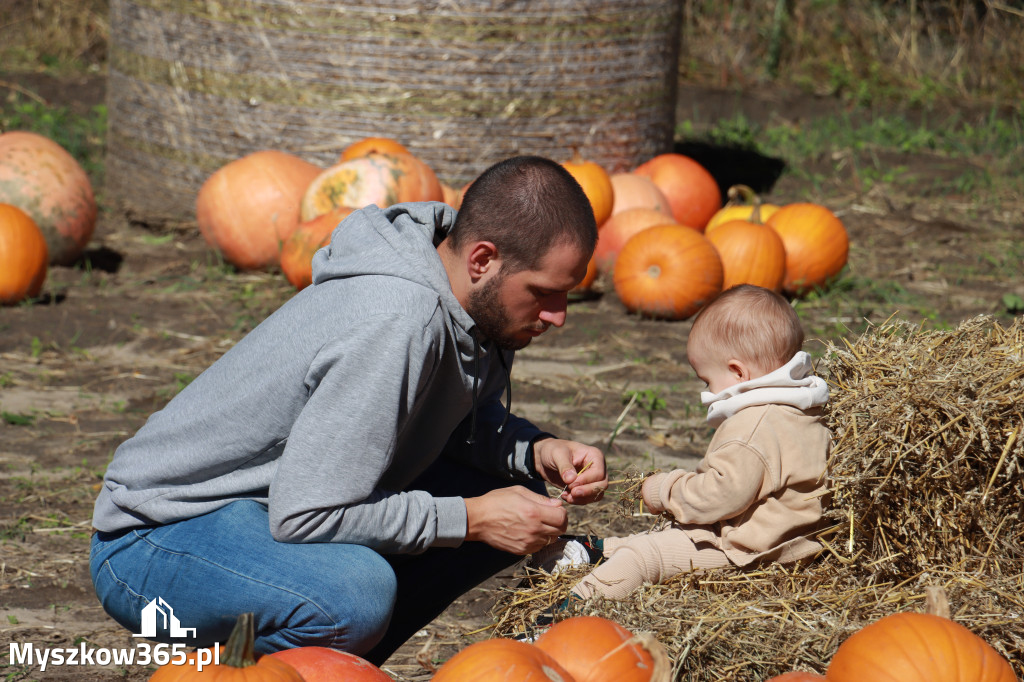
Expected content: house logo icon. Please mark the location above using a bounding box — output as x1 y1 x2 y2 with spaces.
133 597 197 639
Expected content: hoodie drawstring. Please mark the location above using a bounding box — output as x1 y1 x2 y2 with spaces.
464 335 513 444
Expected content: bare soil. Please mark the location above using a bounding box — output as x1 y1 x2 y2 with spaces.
1 72 1021 680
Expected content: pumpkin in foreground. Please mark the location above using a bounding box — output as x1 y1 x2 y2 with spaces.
0 130 97 266
149 613 303 681
593 207 680 274
534 616 671 682
705 216 787 293
0 203 48 305
431 638 574 682
269 645 393 681
196 150 322 271
825 611 1016 682
613 224 723 320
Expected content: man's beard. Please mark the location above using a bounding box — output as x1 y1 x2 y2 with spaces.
466 273 530 351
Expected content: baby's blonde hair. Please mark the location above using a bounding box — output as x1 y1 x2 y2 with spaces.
689 285 804 375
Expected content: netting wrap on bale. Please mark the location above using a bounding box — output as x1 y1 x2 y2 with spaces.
104 0 682 224
493 315 1024 680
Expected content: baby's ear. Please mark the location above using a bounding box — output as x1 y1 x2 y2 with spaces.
727 359 752 382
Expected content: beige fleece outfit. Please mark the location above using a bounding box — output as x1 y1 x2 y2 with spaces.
573 353 831 600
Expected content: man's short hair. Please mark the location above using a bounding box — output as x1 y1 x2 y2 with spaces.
448 156 597 273
689 284 804 374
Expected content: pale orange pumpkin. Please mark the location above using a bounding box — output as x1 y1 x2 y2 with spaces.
280 205 354 290
441 182 462 209
432 638 575 682
534 616 671 682
0 203 48 305
196 150 322 271
562 151 615 227
825 612 1015 682
0 130 97 265
613 224 723 320
705 217 787 293
268 646 392 681
632 153 721 231
594 207 680 274
609 173 673 218
300 152 443 222
766 203 849 296
339 136 411 162
149 613 304 681
704 184 780 233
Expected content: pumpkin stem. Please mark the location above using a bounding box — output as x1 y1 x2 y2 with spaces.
222 612 259 668
725 184 765 224
924 585 951 620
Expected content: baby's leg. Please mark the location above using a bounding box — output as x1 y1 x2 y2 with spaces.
572 528 731 600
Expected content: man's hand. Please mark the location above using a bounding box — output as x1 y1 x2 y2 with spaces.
532 438 608 505
464 486 568 554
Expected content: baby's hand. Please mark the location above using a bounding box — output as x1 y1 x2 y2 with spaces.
640 472 667 513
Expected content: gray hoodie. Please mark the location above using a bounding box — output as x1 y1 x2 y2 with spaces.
92 202 547 554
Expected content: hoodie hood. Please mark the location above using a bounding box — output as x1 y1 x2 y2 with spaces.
311 201 476 335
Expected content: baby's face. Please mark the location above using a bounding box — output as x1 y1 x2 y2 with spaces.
687 345 748 395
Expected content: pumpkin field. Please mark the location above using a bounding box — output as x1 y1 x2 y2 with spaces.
2 0 1023 680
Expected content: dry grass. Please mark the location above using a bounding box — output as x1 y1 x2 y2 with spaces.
0 0 107 71
493 314 1024 680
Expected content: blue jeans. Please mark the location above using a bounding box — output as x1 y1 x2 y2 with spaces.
90 458 540 665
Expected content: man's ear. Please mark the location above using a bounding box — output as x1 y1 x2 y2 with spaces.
727 359 751 383
466 241 500 283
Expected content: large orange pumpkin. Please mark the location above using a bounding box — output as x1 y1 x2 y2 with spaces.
571 252 600 296
280 206 354 290
632 153 721 231
534 616 671 682
149 613 304 681
610 223 724 319
613 224 723 321
704 184 780 233
594 207 680 274
0 130 97 265
339 136 410 162
268 646 392 681
609 173 672 218
300 152 443 222
196 150 322 271
432 638 575 682
562 151 615 227
825 612 1015 682
0 203 48 305
705 217 787 293
766 203 849 296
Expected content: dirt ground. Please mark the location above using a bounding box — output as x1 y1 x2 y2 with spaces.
1 72 1021 680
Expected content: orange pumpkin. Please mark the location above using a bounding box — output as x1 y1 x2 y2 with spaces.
766 203 849 296
570 252 600 296
432 638 575 682
705 217 787 293
613 224 723 321
0 203 48 305
534 616 671 682
594 207 680 274
825 612 1015 682
339 136 411 162
196 150 322 271
632 153 721 231
268 646 392 681
441 183 462 210
280 206 354 290
300 152 443 222
563 151 615 227
609 173 672 219
0 130 97 265
149 613 304 681
705 184 780 233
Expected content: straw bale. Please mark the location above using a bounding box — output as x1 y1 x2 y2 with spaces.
490 315 1024 680
104 0 682 224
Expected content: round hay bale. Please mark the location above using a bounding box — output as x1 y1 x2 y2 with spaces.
105 0 683 225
